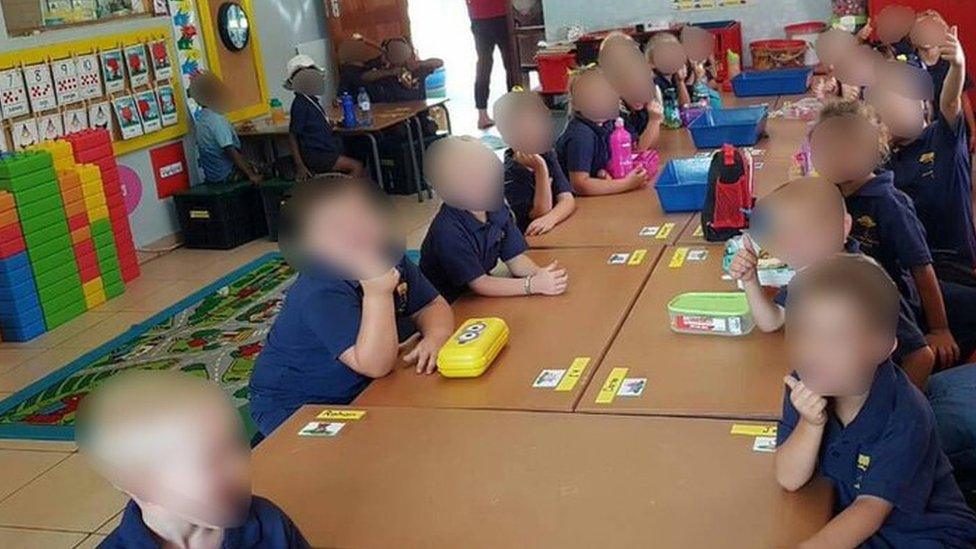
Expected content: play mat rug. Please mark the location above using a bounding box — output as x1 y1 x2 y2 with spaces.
0 253 296 441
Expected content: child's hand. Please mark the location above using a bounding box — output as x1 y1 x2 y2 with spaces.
646 100 664 121
295 164 312 183
531 261 568 296
623 166 651 189
940 26 965 67
926 328 960 368
248 172 264 185
728 236 759 283
514 151 546 173
361 267 400 295
856 18 874 42
596 169 613 180
525 213 558 236
402 335 444 374
784 375 828 427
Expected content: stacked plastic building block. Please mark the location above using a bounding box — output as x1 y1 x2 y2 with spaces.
0 190 45 341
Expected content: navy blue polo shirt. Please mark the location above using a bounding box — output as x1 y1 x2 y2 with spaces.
777 361 976 547
924 59 974 109
289 93 343 172
844 171 932 312
503 149 573 232
555 116 615 178
653 69 675 95
621 103 650 137
772 239 928 363
101 497 310 548
888 113 976 268
249 255 438 434
419 203 528 302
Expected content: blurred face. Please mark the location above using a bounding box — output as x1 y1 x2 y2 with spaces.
291 67 327 96
600 42 654 107
788 295 893 396
865 66 928 140
651 40 687 76
833 45 881 87
385 40 413 66
571 71 620 123
810 116 882 184
681 26 714 63
815 29 857 69
495 94 552 154
427 139 504 211
876 5 916 45
910 13 947 49
757 199 848 270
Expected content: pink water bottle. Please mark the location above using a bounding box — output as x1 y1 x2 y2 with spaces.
606 117 634 179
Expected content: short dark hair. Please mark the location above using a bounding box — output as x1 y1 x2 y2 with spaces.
786 253 901 336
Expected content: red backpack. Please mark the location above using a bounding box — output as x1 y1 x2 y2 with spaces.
701 144 754 242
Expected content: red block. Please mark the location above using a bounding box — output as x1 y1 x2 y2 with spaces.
73 239 96 260
0 234 25 259
120 263 139 282
93 158 116 175
65 129 111 154
74 144 114 164
105 192 124 210
100 167 120 185
79 263 101 283
0 221 23 244
67 213 89 231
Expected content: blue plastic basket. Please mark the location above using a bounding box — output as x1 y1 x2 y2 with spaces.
687 106 768 148
731 67 813 97
654 156 712 213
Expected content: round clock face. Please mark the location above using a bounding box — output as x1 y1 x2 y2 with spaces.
219 3 250 51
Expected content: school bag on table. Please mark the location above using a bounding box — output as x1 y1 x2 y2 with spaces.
701 144 754 242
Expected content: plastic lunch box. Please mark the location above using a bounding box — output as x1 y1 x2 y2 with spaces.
436 317 509 378
667 292 755 336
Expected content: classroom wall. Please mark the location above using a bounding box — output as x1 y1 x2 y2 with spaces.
541 0 833 64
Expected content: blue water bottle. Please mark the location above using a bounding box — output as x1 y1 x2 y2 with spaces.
341 92 356 128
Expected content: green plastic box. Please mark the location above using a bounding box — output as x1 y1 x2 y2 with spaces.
667 292 755 337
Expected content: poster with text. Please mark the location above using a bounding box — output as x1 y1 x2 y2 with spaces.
124 43 150 88
156 85 178 126
76 54 103 99
135 89 161 132
51 58 81 106
112 95 143 139
150 141 189 198
100 49 126 94
24 63 57 113
0 68 29 119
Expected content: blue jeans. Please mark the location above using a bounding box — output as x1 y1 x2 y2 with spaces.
928 364 976 498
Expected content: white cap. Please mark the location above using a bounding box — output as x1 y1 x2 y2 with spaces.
285 54 319 81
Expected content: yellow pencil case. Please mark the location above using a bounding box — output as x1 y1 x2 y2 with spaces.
437 317 509 378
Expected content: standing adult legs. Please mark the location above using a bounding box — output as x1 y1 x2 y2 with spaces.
471 17 498 129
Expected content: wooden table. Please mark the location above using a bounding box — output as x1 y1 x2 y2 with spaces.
577 245 788 419
354 246 665 412
254 406 833 549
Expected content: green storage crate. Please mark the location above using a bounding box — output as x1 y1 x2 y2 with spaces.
0 151 53 181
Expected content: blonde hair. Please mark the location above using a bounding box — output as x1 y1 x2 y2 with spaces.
814 99 892 163
566 64 604 116
644 32 680 64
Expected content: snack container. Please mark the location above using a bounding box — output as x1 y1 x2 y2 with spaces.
667 292 755 336
437 317 509 378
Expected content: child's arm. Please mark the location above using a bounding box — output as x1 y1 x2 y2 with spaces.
468 256 567 297
775 376 827 492
526 192 575 236
674 72 692 106
339 268 402 378
403 296 454 374
569 168 648 196
225 146 263 184
360 67 404 83
517 153 553 219
728 239 785 332
288 133 312 182
939 26 965 126
635 102 664 152
912 264 960 366
799 496 893 549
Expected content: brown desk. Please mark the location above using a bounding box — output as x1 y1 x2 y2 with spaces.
577 246 788 419
254 406 833 549
354 246 664 412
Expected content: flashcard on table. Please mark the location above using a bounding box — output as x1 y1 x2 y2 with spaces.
0 68 29 119
11 118 39 150
669 247 689 268
628 248 648 266
617 377 647 397
655 222 675 240
124 44 150 88
730 423 777 437
76 54 103 99
89 101 112 133
687 249 708 261
112 95 144 140
24 63 56 113
554 357 590 392
38 113 64 141
533 369 566 389
100 49 126 94
63 107 89 134
149 39 173 81
595 367 629 404
639 225 660 237
135 89 162 132
316 409 366 421
753 436 777 453
298 421 345 437
607 252 630 265
693 224 704 237
51 58 80 106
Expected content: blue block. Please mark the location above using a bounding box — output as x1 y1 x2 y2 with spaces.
0 298 43 324
0 319 46 341
0 252 31 287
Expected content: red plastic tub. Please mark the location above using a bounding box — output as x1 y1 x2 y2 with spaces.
749 39 807 70
785 21 827 65
536 52 576 94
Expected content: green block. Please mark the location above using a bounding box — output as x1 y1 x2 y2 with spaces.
26 234 71 264
31 247 75 276
24 224 69 252
8 178 59 205
95 241 119 262
90 219 112 235
37 275 82 303
17 193 64 220
98 258 121 277
101 266 122 283
43 299 87 330
19 207 67 236
0 152 53 182
92 230 117 250
104 280 125 299
33 260 79 290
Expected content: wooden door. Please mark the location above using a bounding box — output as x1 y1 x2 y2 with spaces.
324 0 412 46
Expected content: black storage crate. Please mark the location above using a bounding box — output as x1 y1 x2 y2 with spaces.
174 182 268 249
258 178 294 242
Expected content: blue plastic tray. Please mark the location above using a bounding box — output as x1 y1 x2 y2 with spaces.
654 156 712 213
687 106 768 148
731 68 813 97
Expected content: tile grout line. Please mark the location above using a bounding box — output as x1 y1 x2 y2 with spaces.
0 451 73 506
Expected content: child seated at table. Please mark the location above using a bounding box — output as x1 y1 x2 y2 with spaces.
364 37 443 103
774 254 976 548
809 99 976 370
187 72 263 185
494 89 575 235
249 176 453 436
644 32 691 107
420 136 568 301
597 32 664 150
555 66 651 196
729 177 935 388
337 37 385 96
284 55 364 181
78 371 310 548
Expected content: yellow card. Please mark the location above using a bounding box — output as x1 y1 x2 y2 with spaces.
668 247 689 268
555 357 590 392
595 367 629 404
628 248 648 266
693 224 704 237
730 423 777 437
655 222 675 240
317 409 367 421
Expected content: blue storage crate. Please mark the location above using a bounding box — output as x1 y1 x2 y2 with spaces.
687 106 768 148
654 156 712 213
731 68 813 97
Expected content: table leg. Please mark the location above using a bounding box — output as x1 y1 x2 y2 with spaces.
441 105 453 134
412 116 433 199
363 133 384 192
404 120 424 203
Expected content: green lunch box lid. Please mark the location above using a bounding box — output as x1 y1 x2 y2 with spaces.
667 292 750 317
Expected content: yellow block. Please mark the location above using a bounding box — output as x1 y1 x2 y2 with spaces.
81 180 105 198
88 205 110 221
82 278 104 296
84 289 107 309
83 194 107 211
77 165 104 183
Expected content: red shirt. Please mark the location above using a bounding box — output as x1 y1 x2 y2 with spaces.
467 0 508 20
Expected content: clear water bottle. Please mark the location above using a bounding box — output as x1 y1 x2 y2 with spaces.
663 88 682 129
356 87 373 127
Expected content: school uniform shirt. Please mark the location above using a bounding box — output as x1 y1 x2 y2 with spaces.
621 103 650 138
419 203 528 302
195 107 241 183
555 116 615 178
772 239 928 364
924 58 974 109
248 256 438 435
289 93 343 173
503 149 573 232
777 361 976 547
653 70 675 96
888 113 976 268
844 171 932 313
101 497 310 548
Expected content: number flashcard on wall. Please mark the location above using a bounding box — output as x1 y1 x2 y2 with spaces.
124 44 150 88
38 112 64 141
63 106 88 134
76 54 103 99
0 68 29 120
11 117 39 150
51 58 81 106
100 49 125 94
24 63 57 113
149 39 172 81
156 85 177 126
135 89 161 132
112 95 143 139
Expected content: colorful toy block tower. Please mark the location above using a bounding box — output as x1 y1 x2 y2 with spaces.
0 152 86 330
0 190 45 341
77 164 124 301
